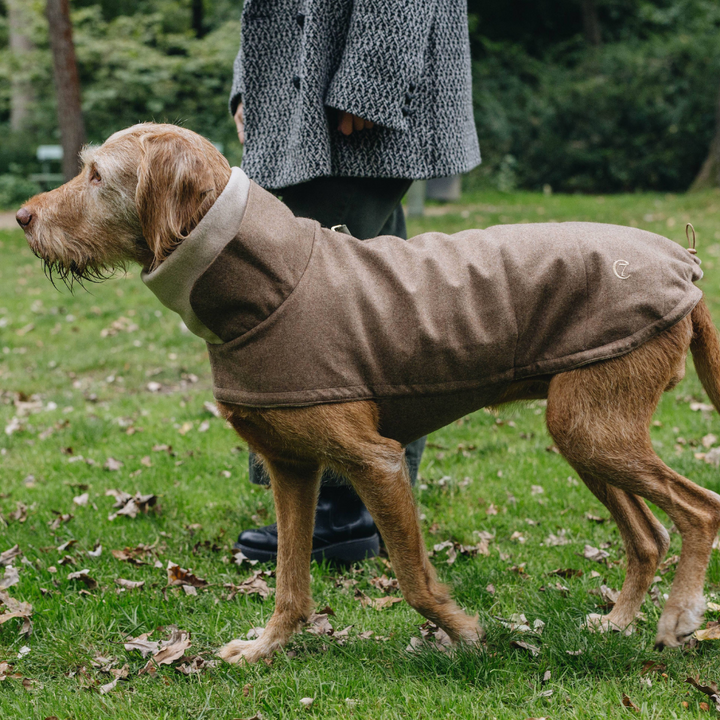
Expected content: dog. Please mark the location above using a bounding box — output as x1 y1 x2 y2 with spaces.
16 123 720 664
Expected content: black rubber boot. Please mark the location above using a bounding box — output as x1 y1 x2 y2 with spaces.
234 484 379 564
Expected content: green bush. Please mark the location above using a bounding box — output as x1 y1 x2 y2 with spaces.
0 174 40 210
471 12 720 192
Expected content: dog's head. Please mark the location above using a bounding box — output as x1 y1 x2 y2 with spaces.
16 123 231 287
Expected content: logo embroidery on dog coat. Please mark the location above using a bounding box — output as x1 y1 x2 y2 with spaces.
613 259 631 279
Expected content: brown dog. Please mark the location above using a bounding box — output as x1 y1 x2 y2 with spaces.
16 123 720 663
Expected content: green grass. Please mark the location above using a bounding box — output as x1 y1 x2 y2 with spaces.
1 188 720 718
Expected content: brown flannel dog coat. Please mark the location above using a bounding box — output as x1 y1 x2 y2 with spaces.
142 168 703 446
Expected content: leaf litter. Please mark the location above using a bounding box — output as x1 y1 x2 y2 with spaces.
123 626 213 679
106 490 158 520
0 589 32 635
686 677 720 712
224 570 274 600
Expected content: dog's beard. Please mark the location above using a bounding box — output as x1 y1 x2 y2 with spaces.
37 254 118 291
29 230 120 291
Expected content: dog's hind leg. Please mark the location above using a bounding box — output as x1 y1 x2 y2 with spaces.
569 470 669 632
547 317 720 647
218 456 321 664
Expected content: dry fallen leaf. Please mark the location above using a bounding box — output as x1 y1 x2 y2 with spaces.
640 660 666 675
111 544 155 565
115 579 145 590
690 402 715 413
511 640 540 656
0 590 32 633
431 538 492 564
585 513 607 523
99 677 119 695
106 490 158 521
685 677 720 712
695 624 720 642
203 401 221 417
589 584 620 607
73 493 89 507
166 562 207 588
0 546 21 567
581 545 610 563
67 569 97 590
369 575 400 593
8 502 28 524
305 613 334 636
177 422 193 436
369 596 403 611
406 621 453 654
139 628 192 674
176 655 217 675
123 632 159 658
545 530 571 546
104 458 123 472
0 566 20 591
224 571 274 601
549 567 583 579
659 554 680 574
232 550 259 568
622 693 640 712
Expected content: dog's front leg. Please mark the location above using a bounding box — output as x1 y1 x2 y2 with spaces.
218 457 321 664
339 437 483 645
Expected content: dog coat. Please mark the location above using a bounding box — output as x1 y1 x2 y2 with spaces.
142 167 703 445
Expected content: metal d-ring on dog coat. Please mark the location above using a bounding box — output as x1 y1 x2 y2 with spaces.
142 167 703 446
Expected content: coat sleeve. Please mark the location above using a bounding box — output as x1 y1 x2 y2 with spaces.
324 0 437 131
228 43 244 116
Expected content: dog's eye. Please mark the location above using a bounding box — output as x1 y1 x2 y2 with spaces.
89 167 102 185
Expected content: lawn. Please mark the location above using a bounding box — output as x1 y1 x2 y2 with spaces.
1 187 720 719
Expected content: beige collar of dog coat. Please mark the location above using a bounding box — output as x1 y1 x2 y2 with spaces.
141 166 250 344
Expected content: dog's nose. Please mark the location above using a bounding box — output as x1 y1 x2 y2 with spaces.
16 207 33 228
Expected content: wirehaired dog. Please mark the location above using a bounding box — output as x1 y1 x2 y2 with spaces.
16 123 720 663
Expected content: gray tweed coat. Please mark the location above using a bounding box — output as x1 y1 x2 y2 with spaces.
143 168 703 446
229 0 481 189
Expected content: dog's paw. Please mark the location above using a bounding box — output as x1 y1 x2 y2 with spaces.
457 623 485 646
584 613 634 636
217 637 272 665
655 599 705 650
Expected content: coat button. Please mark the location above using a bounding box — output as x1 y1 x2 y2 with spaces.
293 74 301 90
295 12 305 28
401 107 409 117
404 92 414 103
408 83 416 92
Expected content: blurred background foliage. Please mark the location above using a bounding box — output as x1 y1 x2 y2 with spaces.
0 0 718 200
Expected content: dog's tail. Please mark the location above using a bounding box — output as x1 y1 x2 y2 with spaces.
690 299 720 411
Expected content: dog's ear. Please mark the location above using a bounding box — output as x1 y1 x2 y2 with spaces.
135 131 217 266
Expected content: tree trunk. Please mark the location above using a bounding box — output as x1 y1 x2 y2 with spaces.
580 0 602 47
191 0 206 38
7 0 36 132
691 83 720 191
46 0 86 180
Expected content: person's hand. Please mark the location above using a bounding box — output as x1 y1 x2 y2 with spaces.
234 103 245 144
338 111 374 136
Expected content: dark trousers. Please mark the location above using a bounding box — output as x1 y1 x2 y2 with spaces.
248 175 427 486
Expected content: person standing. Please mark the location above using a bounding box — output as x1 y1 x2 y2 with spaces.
229 0 480 563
